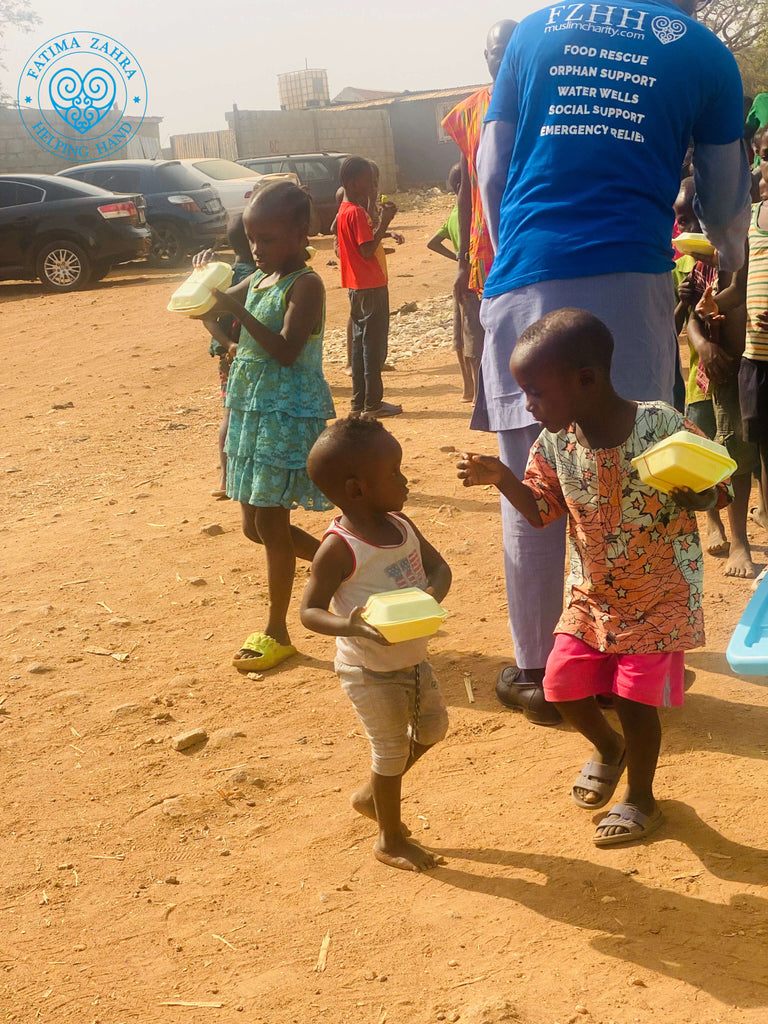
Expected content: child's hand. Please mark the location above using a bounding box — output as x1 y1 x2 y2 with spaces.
380 202 397 228
390 231 405 245
347 607 391 646
677 273 696 307
695 283 720 320
757 308 768 332
669 485 718 511
698 339 733 386
210 288 246 317
457 453 504 488
192 247 215 269
696 249 720 270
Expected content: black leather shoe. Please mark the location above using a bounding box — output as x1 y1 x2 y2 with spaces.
495 665 562 726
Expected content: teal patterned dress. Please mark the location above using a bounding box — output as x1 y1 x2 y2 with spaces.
224 266 335 510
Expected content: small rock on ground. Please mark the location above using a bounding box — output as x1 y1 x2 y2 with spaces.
171 727 208 751
201 524 225 536
209 728 246 749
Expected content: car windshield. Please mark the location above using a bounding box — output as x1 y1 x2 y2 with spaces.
190 159 259 181
155 163 213 191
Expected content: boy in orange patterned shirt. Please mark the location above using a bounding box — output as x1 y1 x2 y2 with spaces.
458 309 729 848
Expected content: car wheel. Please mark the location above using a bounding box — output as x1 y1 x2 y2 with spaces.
92 261 113 282
149 222 186 267
36 240 92 292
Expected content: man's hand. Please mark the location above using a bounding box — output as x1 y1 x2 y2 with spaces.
347 606 390 645
389 231 405 245
457 453 504 488
670 485 718 511
756 308 768 332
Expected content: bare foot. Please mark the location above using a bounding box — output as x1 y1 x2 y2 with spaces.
706 518 729 556
460 392 474 404
750 505 768 531
374 835 442 872
350 787 411 837
725 544 757 579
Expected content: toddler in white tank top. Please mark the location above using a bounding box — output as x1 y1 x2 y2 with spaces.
301 417 452 874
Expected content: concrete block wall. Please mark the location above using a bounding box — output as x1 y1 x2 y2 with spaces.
0 106 161 174
227 107 397 191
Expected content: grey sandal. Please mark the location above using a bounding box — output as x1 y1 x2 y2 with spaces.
572 751 626 809
593 802 664 847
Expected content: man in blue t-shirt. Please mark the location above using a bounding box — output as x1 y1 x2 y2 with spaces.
472 0 751 724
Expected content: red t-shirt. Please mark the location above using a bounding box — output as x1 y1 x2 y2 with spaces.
337 201 387 290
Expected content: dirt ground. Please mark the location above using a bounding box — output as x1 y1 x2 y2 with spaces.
2 197 768 1024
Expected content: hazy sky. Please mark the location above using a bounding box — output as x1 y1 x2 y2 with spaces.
2 0 543 144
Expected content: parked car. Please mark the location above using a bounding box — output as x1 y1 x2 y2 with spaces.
0 173 151 292
237 152 348 232
58 160 228 267
174 158 301 216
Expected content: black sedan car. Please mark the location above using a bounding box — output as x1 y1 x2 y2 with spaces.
58 160 228 267
0 174 151 292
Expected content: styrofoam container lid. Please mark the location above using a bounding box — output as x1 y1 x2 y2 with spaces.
167 261 234 316
674 232 716 258
631 430 735 495
361 587 447 627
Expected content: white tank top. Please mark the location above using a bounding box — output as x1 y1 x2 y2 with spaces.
328 513 430 671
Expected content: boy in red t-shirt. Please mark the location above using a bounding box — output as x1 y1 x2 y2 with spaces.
337 157 402 418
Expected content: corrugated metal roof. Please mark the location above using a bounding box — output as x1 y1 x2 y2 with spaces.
326 85 486 111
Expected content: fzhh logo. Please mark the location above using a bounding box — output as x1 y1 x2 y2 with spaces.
18 32 148 161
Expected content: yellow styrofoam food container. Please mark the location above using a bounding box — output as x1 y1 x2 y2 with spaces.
631 430 735 495
674 232 716 259
167 261 234 316
361 587 447 643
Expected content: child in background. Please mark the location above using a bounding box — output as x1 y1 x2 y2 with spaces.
301 417 451 872
458 309 729 847
196 215 257 499
337 156 402 419
738 162 768 537
674 178 757 578
427 163 480 403
332 184 355 378
199 181 335 672
334 168 403 377
363 161 402 374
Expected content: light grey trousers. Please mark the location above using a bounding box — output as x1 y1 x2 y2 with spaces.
483 272 678 669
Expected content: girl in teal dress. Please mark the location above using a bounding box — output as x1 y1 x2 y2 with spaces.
201 181 335 673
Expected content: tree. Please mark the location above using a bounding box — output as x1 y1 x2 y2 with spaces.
700 0 768 53
700 1 768 97
0 0 39 75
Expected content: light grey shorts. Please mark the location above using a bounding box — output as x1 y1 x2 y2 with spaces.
336 659 448 777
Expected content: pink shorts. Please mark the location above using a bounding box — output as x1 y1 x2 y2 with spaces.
543 633 685 708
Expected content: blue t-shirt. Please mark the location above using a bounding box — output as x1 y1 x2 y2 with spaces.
483 0 744 296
